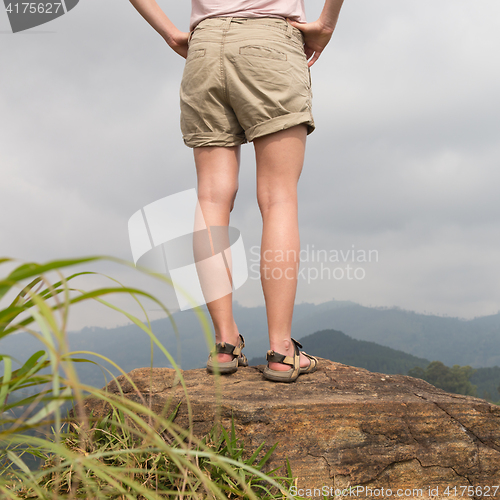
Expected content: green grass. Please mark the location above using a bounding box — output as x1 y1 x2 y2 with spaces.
0 256 303 499
5 408 296 499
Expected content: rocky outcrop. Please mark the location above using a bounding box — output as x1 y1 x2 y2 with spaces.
82 359 500 499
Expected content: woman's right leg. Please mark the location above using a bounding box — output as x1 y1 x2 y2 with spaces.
194 145 241 363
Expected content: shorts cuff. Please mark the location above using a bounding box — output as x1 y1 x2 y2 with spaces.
246 112 315 142
183 132 247 148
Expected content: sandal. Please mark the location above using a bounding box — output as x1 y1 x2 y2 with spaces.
206 334 248 374
263 338 318 383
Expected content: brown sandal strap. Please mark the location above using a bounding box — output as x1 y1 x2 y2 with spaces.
233 334 245 356
213 342 235 355
266 351 294 366
212 335 245 356
266 338 302 368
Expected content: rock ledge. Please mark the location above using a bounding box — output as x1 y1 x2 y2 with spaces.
82 359 500 499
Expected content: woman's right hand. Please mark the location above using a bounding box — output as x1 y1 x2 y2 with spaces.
129 0 189 58
166 30 189 59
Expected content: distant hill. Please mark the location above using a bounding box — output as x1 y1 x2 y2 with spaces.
5 299 500 369
0 302 270 389
249 329 430 375
249 330 500 403
470 366 500 402
2 300 500 398
290 300 500 368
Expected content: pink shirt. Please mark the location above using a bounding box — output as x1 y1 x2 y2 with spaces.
190 0 306 30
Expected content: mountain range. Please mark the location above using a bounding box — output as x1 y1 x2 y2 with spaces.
2 299 500 398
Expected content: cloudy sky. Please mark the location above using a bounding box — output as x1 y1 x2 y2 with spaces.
1 0 500 332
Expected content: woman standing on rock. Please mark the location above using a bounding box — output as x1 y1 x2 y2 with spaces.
129 0 345 382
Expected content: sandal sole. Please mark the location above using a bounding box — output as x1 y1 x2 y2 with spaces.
206 358 238 374
263 367 299 383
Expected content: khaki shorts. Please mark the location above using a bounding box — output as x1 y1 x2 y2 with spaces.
180 17 315 148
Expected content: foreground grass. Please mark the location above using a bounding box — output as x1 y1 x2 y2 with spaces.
4 408 295 499
0 257 300 499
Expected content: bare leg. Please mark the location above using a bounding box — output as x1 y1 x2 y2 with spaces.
194 146 241 363
254 125 310 371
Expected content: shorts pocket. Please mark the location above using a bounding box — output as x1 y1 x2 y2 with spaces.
236 45 291 82
239 45 287 62
187 48 206 60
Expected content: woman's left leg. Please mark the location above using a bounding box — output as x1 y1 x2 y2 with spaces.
194 145 242 363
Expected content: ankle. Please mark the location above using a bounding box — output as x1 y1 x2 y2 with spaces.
215 327 240 346
269 338 292 356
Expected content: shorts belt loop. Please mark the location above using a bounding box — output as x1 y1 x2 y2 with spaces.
223 16 232 31
286 21 293 38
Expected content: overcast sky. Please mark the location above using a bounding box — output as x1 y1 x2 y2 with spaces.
1 0 500 332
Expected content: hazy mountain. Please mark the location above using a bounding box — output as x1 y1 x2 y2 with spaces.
249 329 499 402
249 329 431 375
290 301 500 367
3 299 500 391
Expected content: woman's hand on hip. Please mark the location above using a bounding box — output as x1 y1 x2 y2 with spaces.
287 19 333 67
166 30 189 59
129 0 189 58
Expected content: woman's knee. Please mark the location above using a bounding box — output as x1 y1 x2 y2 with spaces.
198 182 239 211
256 185 297 215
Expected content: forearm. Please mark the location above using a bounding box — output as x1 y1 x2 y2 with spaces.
129 0 181 44
318 0 345 32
